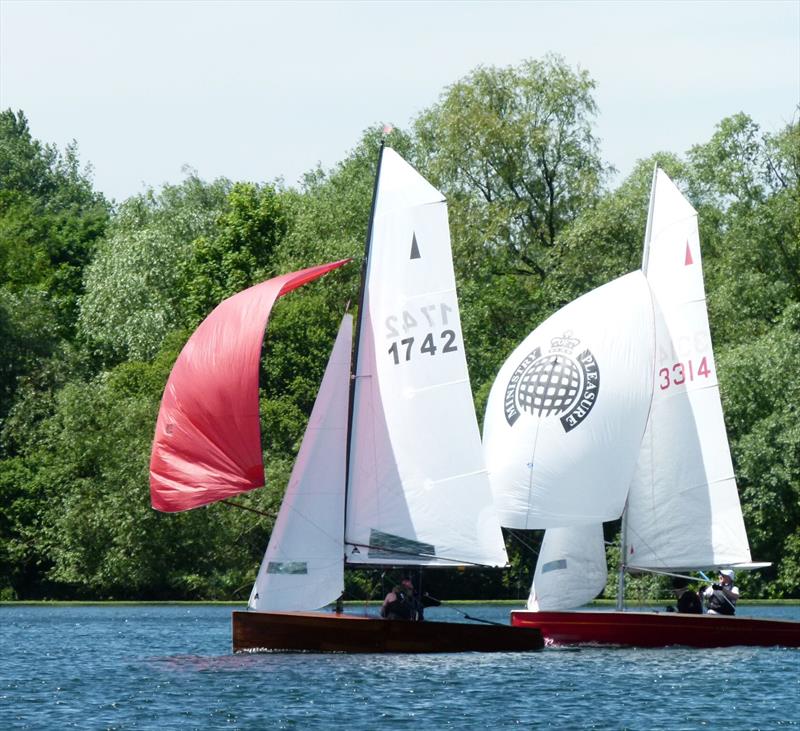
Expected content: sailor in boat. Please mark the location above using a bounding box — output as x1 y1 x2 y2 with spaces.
669 577 703 614
703 570 740 615
381 578 423 621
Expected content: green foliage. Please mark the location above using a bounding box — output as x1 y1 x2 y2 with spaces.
0 74 797 602
78 175 231 362
0 110 108 323
414 55 606 278
181 182 290 326
0 110 109 426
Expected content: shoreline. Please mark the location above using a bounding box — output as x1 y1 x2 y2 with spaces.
2 599 798 607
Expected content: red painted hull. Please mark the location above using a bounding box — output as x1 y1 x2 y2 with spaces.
232 610 543 653
510 610 800 648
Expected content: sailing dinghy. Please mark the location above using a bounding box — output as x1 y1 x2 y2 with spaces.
485 168 799 648
150 144 543 653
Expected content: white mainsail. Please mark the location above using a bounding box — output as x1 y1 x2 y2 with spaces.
345 148 508 567
528 524 607 611
248 315 352 611
625 169 752 571
488 169 756 613
483 271 655 529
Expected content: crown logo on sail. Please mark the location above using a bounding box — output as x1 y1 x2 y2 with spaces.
502 332 600 433
549 331 580 353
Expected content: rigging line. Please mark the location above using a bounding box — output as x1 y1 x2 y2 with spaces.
220 500 276 519
505 529 541 558
422 594 507 627
627 567 705 582
345 541 500 568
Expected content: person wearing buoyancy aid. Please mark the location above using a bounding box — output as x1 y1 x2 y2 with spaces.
703 569 739 615
380 578 422 621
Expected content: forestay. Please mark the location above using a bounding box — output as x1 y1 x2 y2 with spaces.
248 316 352 611
483 271 655 529
626 169 752 570
345 148 507 567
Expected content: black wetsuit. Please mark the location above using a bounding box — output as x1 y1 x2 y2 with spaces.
676 590 703 614
706 588 736 616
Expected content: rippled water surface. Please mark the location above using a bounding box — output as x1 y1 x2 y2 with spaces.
2 604 798 729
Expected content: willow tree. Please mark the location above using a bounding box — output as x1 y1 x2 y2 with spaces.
411 56 607 398
413 55 606 279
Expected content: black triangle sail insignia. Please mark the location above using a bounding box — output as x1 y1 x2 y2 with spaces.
410 233 421 260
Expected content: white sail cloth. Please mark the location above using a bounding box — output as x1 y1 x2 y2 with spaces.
248 315 352 611
626 169 752 571
483 271 655 529
528 525 607 611
496 170 756 612
345 148 508 567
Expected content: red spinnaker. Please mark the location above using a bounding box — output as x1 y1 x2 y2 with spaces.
150 259 350 512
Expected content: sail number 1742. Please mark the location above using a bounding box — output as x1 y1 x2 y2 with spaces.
659 357 712 390
386 303 458 365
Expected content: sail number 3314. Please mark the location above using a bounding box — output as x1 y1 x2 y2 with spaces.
386 304 458 365
659 357 712 390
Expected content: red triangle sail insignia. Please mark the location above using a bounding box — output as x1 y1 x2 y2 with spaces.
684 241 694 266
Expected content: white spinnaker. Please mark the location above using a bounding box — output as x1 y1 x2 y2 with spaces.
345 148 507 567
484 271 655 529
626 169 752 570
528 524 608 611
248 315 352 611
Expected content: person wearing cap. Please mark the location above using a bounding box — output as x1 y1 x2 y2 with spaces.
703 569 740 615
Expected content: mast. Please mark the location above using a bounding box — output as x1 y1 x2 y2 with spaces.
641 163 658 276
617 164 659 611
343 135 386 544
616 503 628 610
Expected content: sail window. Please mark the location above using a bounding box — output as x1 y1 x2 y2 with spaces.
266 562 308 575
368 530 436 561
542 559 568 573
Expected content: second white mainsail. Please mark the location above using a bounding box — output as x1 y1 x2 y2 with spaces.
625 169 752 571
345 148 508 567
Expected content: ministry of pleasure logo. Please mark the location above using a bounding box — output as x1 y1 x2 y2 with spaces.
503 331 600 432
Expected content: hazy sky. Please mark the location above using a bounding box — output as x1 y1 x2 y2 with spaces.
2 0 798 202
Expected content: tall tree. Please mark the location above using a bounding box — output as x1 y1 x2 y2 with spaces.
0 110 108 421
413 55 606 279
78 175 231 362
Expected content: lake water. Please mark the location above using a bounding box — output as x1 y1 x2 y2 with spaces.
2 604 798 729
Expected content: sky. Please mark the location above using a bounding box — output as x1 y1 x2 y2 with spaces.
1 0 798 203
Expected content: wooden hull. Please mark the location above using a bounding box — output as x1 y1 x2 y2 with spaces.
510 610 800 648
232 610 543 653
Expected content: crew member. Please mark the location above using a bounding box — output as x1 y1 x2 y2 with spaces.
380 578 422 621
671 577 702 614
703 569 739 615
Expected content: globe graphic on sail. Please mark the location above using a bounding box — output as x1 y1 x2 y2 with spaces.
516 354 582 417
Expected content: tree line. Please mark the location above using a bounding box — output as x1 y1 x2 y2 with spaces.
1 55 797 602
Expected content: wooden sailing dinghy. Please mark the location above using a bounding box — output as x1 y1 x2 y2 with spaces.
484 168 799 648
150 143 543 653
